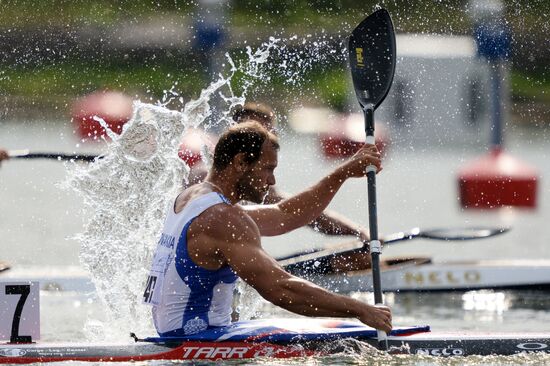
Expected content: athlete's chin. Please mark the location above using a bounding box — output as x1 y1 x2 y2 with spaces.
247 188 269 204
236 179 269 203
247 192 265 204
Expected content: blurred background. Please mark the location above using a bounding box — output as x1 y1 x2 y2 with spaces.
0 0 548 264
1 0 550 344
0 0 547 119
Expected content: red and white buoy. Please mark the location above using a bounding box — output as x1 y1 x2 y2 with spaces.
458 147 538 209
320 113 390 159
458 0 539 209
72 90 133 140
178 128 217 167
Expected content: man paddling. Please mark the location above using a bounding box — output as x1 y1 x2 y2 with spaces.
185 102 371 245
0 149 8 166
144 121 391 336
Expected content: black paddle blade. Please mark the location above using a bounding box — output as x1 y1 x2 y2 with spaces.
349 9 396 110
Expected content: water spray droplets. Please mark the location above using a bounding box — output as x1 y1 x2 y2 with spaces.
68 32 353 340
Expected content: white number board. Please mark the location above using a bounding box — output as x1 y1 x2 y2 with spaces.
0 282 40 342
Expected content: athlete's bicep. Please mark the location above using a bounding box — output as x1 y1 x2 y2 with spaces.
241 204 293 236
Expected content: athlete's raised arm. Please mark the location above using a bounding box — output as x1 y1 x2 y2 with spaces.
243 143 381 236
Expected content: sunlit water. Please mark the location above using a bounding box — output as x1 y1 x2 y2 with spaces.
2 118 550 365
1 36 550 365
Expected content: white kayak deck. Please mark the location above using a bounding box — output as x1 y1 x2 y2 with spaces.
309 258 550 292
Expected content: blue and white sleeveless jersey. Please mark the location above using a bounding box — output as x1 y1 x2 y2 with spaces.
143 192 238 336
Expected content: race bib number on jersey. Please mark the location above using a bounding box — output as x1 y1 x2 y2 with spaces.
0 281 40 342
143 233 176 306
143 275 158 304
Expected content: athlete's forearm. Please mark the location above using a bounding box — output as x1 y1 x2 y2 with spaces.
230 244 369 321
267 188 363 237
308 210 363 236
267 277 365 319
275 168 347 231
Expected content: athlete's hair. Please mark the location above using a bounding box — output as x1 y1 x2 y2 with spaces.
232 102 276 129
213 121 279 171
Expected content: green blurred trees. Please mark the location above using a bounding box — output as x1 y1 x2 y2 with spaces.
0 0 547 117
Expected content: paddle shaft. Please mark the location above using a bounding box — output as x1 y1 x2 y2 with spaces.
278 226 509 263
348 8 395 349
364 107 387 349
8 150 99 162
364 107 383 305
280 225 509 273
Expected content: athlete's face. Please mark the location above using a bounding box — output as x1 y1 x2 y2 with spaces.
236 140 278 203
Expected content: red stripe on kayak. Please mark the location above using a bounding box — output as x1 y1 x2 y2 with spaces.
0 342 317 364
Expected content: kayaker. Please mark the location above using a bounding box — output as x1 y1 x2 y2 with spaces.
143 121 391 336
184 102 371 245
0 149 8 166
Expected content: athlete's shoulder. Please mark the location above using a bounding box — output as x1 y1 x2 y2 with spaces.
196 202 259 242
198 201 254 226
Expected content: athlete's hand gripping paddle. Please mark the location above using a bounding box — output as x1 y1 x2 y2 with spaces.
348 8 396 349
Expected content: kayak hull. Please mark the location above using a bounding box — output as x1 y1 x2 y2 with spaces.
0 318 427 363
0 341 315 363
2 332 550 363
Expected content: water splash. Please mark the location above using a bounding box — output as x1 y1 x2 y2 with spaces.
68 103 186 339
67 34 348 340
234 281 266 320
